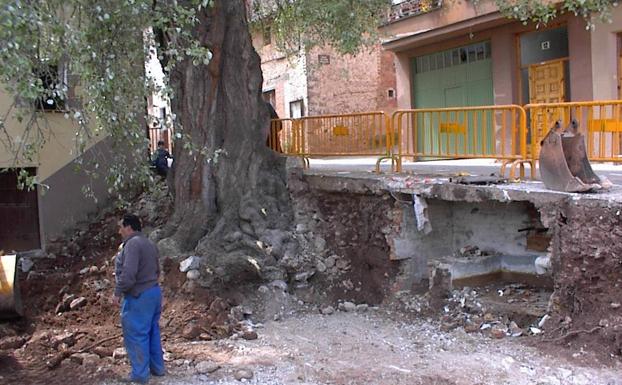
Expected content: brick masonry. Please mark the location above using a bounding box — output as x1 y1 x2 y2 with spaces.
306 45 397 116
253 29 397 118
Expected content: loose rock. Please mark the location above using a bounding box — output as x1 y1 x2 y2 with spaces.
20 257 34 273
196 360 220 374
186 269 201 280
92 346 113 358
241 330 258 340
180 256 201 273
320 306 335 315
509 321 523 337
0 336 27 350
56 294 76 313
269 280 288 291
234 368 254 381
113 347 127 360
325 255 336 268
51 332 75 348
182 324 201 340
342 302 356 312
316 260 327 273
491 325 507 339
69 297 87 310
71 352 100 366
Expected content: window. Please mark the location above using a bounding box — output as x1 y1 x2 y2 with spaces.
34 63 67 111
289 100 304 118
414 42 491 74
263 90 276 107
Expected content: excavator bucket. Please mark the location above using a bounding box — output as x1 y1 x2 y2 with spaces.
0 254 23 319
560 120 601 185
538 121 594 193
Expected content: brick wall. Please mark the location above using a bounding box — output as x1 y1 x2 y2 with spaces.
306 45 397 116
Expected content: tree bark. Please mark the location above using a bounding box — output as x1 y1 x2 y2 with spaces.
166 0 293 261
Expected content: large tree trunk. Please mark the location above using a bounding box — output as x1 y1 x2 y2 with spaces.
164 0 294 265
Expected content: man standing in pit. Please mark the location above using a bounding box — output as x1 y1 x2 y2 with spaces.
113 213 165 383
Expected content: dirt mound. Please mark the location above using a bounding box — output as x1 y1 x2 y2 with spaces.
0 186 240 385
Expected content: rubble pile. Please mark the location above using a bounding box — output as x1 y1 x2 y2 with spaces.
440 284 550 339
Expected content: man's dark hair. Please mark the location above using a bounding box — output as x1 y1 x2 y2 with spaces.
157 140 165 146
122 214 142 231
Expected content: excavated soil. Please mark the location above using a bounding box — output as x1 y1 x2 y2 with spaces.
2 182 622 384
544 200 622 357
0 194 239 385
311 191 400 305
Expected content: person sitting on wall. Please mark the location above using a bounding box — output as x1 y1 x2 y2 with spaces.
152 140 172 177
265 102 283 153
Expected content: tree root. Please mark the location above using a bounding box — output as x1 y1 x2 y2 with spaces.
46 333 123 369
544 326 603 343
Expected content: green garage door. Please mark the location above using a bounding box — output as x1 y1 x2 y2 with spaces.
412 41 494 156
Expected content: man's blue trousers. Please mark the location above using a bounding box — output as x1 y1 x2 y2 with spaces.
121 285 165 382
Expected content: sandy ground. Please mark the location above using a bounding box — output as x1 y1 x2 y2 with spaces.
101 309 622 385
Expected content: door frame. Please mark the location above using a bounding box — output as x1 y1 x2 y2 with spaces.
514 22 568 104
618 33 622 99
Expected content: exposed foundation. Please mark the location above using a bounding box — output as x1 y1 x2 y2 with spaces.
295 169 622 355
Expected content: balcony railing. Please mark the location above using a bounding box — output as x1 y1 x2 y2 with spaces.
388 0 443 23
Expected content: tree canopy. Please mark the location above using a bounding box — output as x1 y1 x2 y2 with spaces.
0 0 616 193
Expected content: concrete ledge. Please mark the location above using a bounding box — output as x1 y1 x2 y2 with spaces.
434 254 541 281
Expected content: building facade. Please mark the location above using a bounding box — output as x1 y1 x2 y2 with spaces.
252 22 398 118
382 0 621 110
0 85 111 252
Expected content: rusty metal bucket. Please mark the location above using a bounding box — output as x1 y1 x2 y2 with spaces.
0 254 23 319
539 120 606 193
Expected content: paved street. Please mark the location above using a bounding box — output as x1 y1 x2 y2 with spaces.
305 157 622 186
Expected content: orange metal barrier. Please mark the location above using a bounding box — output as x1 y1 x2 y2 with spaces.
269 112 397 171
392 105 529 179
267 101 622 178
525 101 622 163
268 118 297 153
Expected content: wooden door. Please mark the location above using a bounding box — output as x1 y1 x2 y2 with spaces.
0 169 41 252
528 59 565 104
528 59 566 155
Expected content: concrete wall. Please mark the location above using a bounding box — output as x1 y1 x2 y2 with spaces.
392 198 542 285
39 137 113 242
590 8 622 100
567 17 593 101
0 88 105 180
